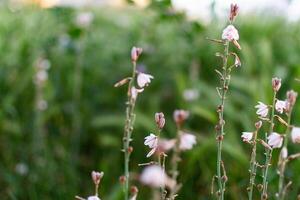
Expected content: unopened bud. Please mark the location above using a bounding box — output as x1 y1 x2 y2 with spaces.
119 175 126 184
155 112 165 129
229 3 239 21
216 135 224 141
130 186 139 195
131 46 143 62
255 121 262 129
272 77 281 92
286 90 298 112
262 193 268 200
128 146 133 153
91 171 104 185
114 77 131 87
257 184 263 191
221 175 228 182
173 109 189 127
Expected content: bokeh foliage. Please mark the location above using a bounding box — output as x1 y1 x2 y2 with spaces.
0 2 300 200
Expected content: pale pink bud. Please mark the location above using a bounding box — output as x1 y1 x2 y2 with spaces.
131 46 143 62
173 109 189 126
155 112 165 129
91 171 104 185
255 121 263 129
222 25 239 41
286 90 298 112
229 3 239 21
291 127 300 144
272 77 281 92
267 132 283 149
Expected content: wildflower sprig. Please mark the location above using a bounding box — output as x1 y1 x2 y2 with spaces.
75 171 104 200
140 110 196 200
210 4 241 199
115 46 153 200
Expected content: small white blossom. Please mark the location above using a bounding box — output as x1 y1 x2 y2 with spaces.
179 133 196 150
87 196 100 200
137 73 154 88
222 25 239 41
144 133 158 157
280 147 288 159
241 132 253 142
291 127 300 143
76 12 94 28
255 102 269 118
275 100 287 114
140 165 166 188
267 132 283 149
157 139 176 152
130 87 144 100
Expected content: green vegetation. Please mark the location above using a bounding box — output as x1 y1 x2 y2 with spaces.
0 2 300 199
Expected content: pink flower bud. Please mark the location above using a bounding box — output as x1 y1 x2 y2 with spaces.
131 46 143 62
255 121 262 129
286 90 298 112
173 109 189 126
91 171 104 185
272 77 281 92
155 112 165 129
229 3 239 21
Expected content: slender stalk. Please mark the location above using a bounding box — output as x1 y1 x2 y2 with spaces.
123 61 137 200
278 112 292 199
216 40 230 200
261 92 277 199
169 129 181 199
248 129 258 200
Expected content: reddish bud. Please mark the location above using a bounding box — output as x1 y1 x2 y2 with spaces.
130 186 139 195
272 77 281 92
131 46 143 62
119 175 126 184
229 3 239 21
155 112 165 130
91 171 104 185
255 121 262 130
128 146 133 153
173 109 189 127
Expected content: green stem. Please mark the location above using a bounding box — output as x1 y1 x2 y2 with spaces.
216 40 229 200
278 112 292 200
261 92 277 199
248 130 258 200
123 61 137 200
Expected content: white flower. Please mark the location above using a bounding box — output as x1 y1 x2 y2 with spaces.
140 165 166 188
241 132 253 142
275 100 287 114
130 87 144 100
255 102 269 118
179 133 196 150
291 127 300 143
267 132 283 149
137 73 154 88
222 25 239 41
280 147 288 159
87 196 100 200
144 133 158 157
76 12 94 28
157 139 176 152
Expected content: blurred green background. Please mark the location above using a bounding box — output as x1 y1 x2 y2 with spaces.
1 0 300 199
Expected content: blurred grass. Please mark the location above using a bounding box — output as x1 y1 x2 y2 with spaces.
0 2 300 200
